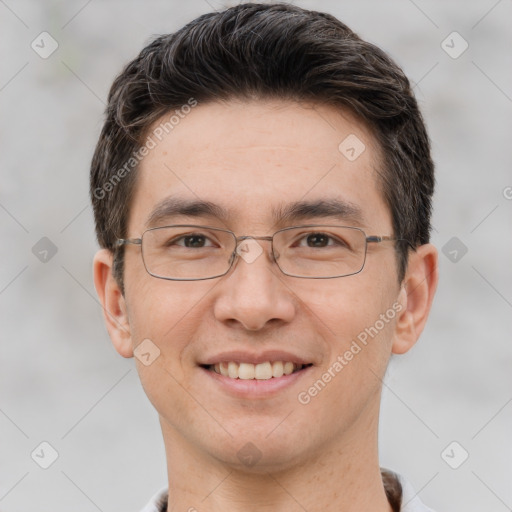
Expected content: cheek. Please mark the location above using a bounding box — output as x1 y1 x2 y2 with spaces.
286 272 396 341
298 290 397 429
124 277 212 382
124 258 206 341
125 281 209 423
291 273 398 390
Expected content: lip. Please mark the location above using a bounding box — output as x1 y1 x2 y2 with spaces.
199 364 314 399
198 350 314 366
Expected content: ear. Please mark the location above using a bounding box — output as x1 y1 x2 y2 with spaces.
392 243 438 354
93 249 134 358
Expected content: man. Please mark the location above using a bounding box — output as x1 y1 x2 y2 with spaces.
90 3 438 511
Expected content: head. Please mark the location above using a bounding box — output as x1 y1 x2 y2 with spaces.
92 3 437 473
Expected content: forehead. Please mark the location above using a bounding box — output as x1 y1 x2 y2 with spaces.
129 100 391 232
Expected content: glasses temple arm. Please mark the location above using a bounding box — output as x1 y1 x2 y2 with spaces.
366 235 415 249
115 238 142 247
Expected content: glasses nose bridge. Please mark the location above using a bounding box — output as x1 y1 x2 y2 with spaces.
236 234 274 243
234 234 275 253
230 234 277 266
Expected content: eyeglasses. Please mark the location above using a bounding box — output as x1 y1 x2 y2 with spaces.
115 224 406 281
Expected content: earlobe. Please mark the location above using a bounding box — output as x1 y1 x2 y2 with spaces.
93 249 134 358
392 243 438 355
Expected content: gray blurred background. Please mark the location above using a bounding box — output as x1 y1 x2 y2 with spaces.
1 1 511 510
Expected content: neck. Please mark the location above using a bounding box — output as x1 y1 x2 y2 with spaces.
161 403 393 512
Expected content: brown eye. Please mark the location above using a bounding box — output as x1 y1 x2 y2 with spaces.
181 235 207 248
305 233 330 247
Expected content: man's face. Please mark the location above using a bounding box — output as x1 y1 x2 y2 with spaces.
121 100 402 470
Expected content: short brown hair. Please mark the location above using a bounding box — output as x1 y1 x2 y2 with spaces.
90 2 434 289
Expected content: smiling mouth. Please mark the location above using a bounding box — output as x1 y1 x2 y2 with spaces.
201 361 313 380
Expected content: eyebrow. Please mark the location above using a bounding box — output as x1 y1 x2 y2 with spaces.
146 197 230 227
272 198 365 226
145 196 365 228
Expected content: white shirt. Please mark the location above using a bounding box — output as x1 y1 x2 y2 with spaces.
139 471 436 512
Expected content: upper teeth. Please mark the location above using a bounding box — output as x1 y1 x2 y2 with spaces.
211 361 303 380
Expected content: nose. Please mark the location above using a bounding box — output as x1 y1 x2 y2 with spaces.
212 238 296 331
